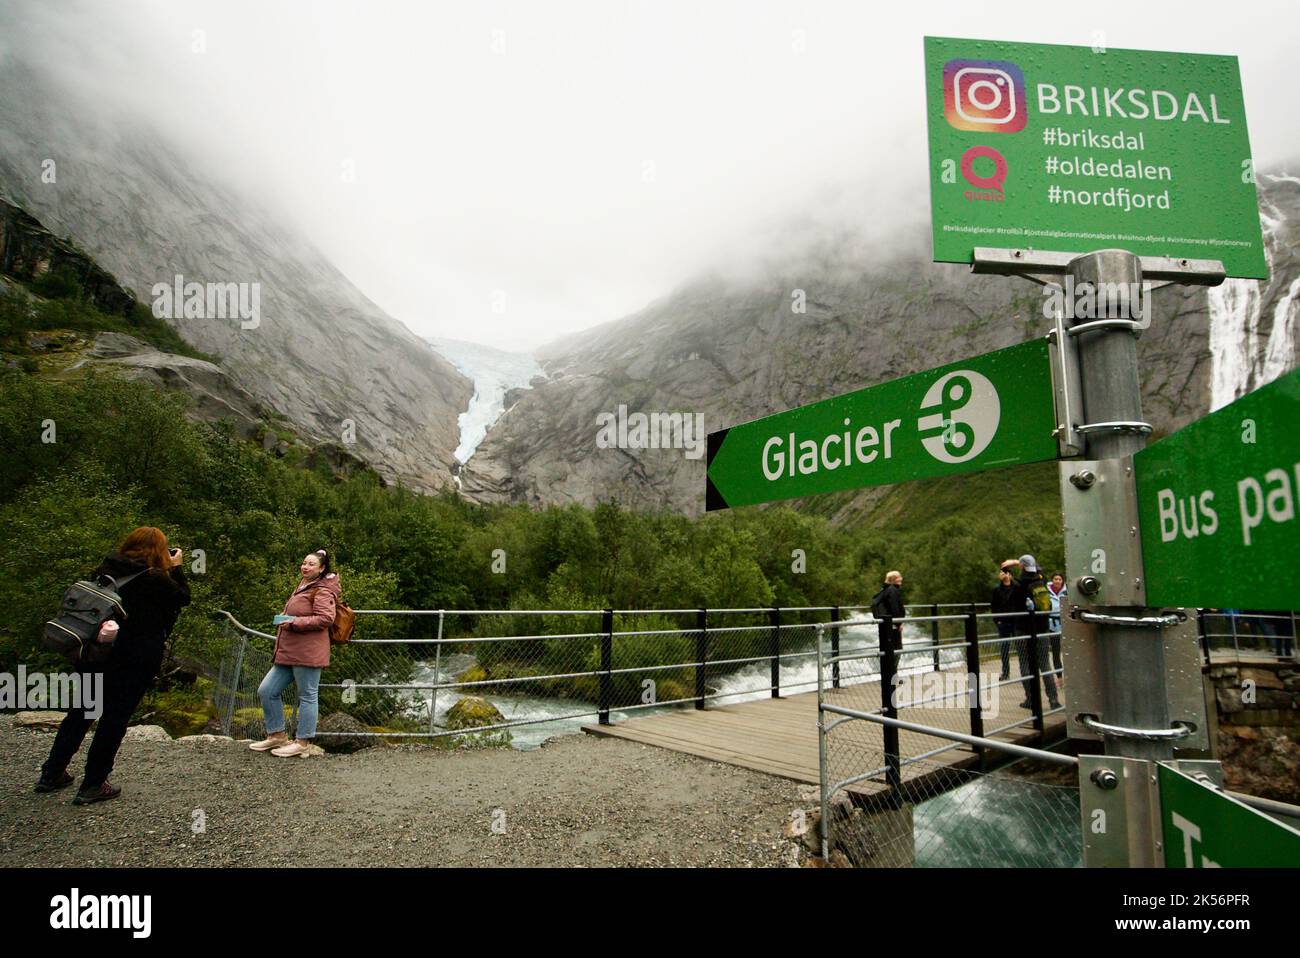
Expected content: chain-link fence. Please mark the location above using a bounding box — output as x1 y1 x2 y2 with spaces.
816 610 1080 867
816 745 1082 867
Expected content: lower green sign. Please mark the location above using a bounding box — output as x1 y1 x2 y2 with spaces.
1159 764 1300 867
706 340 1058 510
1135 369 1300 609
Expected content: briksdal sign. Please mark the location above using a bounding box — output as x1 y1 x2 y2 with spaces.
705 340 1057 510
924 36 1267 279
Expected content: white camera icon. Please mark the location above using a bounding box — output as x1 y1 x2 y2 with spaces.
954 67 1017 125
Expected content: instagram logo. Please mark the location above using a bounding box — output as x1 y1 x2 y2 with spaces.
943 59 1026 132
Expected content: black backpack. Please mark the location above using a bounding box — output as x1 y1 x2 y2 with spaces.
42 570 145 664
870 587 889 619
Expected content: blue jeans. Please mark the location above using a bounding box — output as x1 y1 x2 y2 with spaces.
258 664 321 739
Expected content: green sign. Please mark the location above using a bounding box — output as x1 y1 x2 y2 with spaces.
923 36 1266 279
706 340 1057 510
1159 765 1300 867
1135 370 1299 609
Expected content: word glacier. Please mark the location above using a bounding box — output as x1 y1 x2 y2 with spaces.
762 417 903 481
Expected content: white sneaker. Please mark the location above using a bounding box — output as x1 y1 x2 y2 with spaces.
271 741 321 757
249 734 290 752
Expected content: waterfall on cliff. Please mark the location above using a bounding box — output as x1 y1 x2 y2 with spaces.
1207 176 1299 410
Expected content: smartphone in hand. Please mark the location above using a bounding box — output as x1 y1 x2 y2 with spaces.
273 614 294 626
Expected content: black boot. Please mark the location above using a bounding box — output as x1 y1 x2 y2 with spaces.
34 771 75 793
72 781 121 806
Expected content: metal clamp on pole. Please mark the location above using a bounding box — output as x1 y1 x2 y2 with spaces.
1071 609 1186 628
1078 715 1196 740
1068 318 1145 337
1074 420 1153 436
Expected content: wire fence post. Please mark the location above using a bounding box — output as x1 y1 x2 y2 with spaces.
1027 621 1044 732
428 610 444 734
695 608 708 710
830 604 841 690
220 628 248 737
769 605 781 698
963 608 984 766
599 608 613 725
879 615 902 803
930 602 940 671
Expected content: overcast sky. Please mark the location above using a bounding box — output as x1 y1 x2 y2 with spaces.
6 0 1298 351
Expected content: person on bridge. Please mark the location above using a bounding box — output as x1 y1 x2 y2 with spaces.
1047 572 1067 681
989 562 1019 682
1010 555 1060 712
249 549 340 758
872 570 906 648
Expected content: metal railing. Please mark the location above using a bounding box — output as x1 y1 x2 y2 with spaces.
210 604 977 746
1197 609 1297 663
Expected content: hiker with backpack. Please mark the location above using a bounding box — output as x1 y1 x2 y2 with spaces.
249 549 341 758
36 527 192 805
1010 555 1060 712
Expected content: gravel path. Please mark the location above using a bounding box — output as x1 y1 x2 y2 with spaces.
0 717 810 867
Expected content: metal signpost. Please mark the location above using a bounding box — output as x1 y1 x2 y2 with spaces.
921 35 1284 866
717 35 1288 867
705 340 1057 511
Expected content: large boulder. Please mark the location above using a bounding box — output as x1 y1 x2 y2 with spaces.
316 711 373 753
445 696 505 730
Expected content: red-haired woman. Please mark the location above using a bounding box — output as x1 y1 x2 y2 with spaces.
36 527 191 804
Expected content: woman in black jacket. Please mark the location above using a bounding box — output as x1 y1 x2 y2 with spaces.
36 526 191 805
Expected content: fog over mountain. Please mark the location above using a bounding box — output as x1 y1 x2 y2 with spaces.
0 55 471 493
462 175 1300 516
1 0 1296 511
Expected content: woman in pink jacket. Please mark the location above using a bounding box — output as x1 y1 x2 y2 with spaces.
249 549 340 757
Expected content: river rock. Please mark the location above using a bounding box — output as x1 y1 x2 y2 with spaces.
445 697 505 730
14 710 65 729
124 724 172 742
316 712 373 752
176 734 235 746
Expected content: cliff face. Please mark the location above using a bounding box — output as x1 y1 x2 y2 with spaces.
462 175 1300 519
0 59 471 494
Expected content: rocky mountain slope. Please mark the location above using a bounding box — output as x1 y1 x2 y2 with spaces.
0 58 471 494
462 174 1300 519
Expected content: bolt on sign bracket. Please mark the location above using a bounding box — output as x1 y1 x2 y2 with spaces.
1062 611 1209 751
1079 755 1164 867
1061 456 1147 608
